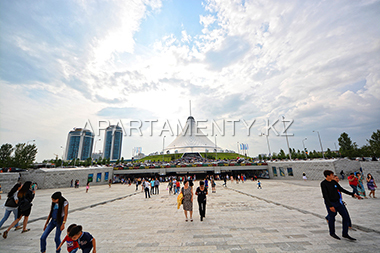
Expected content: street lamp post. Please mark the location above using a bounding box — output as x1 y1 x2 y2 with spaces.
313 130 325 159
215 134 217 161
265 133 271 159
282 116 292 160
302 138 307 159
162 136 166 162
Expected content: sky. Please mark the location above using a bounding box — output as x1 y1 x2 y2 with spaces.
0 0 379 161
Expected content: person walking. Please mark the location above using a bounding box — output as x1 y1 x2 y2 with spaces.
366 173 377 198
155 178 160 195
181 180 193 222
347 173 359 197
3 181 35 239
321 170 358 241
0 183 22 232
195 181 208 221
144 179 151 198
86 182 90 193
40 192 69 253
168 179 173 195
325 175 354 230
150 178 155 195
356 173 367 199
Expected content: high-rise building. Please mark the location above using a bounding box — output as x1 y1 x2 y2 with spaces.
64 128 94 161
103 125 123 161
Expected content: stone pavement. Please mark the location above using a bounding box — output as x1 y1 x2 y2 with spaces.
0 179 379 252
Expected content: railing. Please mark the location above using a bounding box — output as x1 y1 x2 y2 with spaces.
113 162 268 170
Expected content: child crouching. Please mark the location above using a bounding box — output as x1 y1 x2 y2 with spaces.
57 224 79 253
69 224 96 253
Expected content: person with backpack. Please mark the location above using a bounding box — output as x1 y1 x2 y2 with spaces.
3 181 35 238
0 183 22 233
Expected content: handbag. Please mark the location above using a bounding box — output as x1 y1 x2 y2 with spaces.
5 197 18 208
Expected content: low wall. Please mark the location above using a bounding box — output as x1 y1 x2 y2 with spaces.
268 159 380 180
0 173 20 194
19 167 114 189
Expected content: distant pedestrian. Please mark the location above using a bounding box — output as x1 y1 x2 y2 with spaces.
223 176 227 187
366 173 377 198
356 173 367 199
69 224 96 253
144 180 151 198
0 183 22 232
321 170 358 241
347 173 359 197
86 182 90 193
176 180 180 194
257 180 262 189
3 181 35 239
211 179 216 193
155 178 160 195
182 180 193 222
303 172 307 181
108 179 112 188
340 170 345 180
195 181 208 221
56 224 79 253
168 180 173 195
40 192 69 253
70 180 73 188
135 179 139 191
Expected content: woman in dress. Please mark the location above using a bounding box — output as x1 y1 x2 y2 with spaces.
0 183 22 232
356 172 368 199
181 180 193 222
367 173 377 198
3 181 35 239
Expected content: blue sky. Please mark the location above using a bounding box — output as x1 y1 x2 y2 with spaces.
1 0 379 161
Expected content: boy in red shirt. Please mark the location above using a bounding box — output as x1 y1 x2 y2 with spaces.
347 173 359 196
57 224 79 253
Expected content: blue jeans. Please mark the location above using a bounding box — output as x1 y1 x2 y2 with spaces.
70 248 78 253
0 208 19 229
40 219 62 253
325 201 350 236
349 185 359 195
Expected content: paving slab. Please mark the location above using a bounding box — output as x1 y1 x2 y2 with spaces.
0 179 379 252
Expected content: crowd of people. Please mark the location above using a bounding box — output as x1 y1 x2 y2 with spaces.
0 181 96 252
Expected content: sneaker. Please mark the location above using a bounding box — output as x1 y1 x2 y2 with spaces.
342 235 356 241
330 234 340 240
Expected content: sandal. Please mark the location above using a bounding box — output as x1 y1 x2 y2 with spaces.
21 229 30 233
190 219 193 222
3 230 8 239
185 219 188 222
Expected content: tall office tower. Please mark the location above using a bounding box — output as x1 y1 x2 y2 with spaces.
64 128 94 161
103 125 123 161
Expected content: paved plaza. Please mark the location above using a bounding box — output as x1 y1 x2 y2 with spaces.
0 179 379 252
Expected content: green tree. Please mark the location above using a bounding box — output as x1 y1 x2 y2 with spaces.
278 149 286 159
121 157 124 163
0 143 14 167
12 143 38 169
326 148 333 159
367 129 380 157
338 132 358 158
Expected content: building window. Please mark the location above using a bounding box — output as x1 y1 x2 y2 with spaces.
279 167 285 177
96 173 102 182
104 172 109 181
287 167 294 176
272 167 277 177
88 174 93 182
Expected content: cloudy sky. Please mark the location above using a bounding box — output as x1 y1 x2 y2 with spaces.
0 0 379 161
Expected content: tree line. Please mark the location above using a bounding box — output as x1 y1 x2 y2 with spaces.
0 143 38 169
262 129 380 160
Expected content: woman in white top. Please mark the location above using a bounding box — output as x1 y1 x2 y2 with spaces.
40 191 69 253
0 183 22 232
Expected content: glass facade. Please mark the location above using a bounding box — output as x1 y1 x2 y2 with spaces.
65 128 94 161
103 125 123 161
